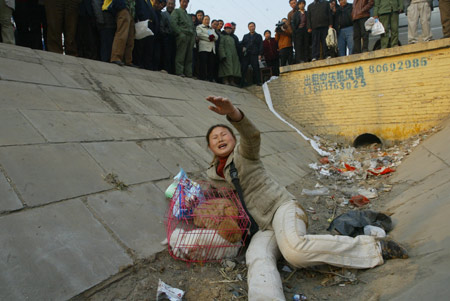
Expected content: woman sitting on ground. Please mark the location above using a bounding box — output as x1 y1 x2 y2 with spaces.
204 96 408 301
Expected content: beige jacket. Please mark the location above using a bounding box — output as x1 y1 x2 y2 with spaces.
207 112 296 230
196 24 218 54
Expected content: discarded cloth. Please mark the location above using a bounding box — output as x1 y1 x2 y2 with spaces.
327 210 392 237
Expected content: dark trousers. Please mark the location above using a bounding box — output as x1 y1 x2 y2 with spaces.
45 0 80 55
76 16 99 60
198 51 215 81
153 36 162 71
14 1 44 49
311 26 329 60
193 46 199 77
161 34 176 74
40 5 48 50
279 47 293 66
213 52 221 83
241 54 261 85
133 35 155 70
99 27 115 62
353 17 369 53
266 59 280 76
293 27 309 63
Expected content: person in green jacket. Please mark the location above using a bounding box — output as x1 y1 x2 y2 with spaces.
374 0 404 49
170 0 195 77
218 23 241 86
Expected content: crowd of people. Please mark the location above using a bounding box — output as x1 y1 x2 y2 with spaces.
0 0 449 86
262 0 450 76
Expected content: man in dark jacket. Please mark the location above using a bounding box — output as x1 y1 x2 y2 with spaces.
329 0 339 57
211 19 222 82
336 0 353 56
160 0 176 73
153 0 166 71
287 0 298 26
263 30 279 76
13 0 44 49
292 0 309 63
92 0 116 62
352 0 373 53
134 0 159 69
240 21 264 86
77 0 100 60
307 0 333 61
231 22 242 61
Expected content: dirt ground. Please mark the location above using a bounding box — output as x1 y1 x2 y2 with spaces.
75 133 431 301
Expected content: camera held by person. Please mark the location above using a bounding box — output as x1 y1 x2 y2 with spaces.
275 20 286 33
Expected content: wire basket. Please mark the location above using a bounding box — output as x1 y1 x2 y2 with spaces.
166 183 250 263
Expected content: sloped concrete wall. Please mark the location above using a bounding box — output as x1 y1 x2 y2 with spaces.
354 117 450 300
381 117 450 300
0 43 317 300
267 38 450 145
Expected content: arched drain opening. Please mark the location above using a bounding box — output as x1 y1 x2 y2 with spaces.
353 133 382 148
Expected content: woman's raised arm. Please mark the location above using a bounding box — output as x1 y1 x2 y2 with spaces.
206 96 243 122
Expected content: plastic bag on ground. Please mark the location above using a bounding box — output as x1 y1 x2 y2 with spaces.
302 187 330 196
371 19 385 36
357 188 378 199
367 166 395 176
364 225 386 238
350 195 370 207
135 20 154 40
327 210 392 237
156 279 184 301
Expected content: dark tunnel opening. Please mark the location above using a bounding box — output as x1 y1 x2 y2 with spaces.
353 133 382 148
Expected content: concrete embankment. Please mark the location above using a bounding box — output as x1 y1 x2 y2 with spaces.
1 40 449 300
0 43 316 300
373 117 450 300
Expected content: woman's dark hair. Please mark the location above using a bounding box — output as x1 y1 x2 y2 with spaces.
206 124 236 146
264 30 271 35
296 0 305 9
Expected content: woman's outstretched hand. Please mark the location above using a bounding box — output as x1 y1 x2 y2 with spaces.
206 96 243 122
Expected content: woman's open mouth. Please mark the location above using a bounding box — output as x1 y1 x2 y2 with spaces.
218 143 227 150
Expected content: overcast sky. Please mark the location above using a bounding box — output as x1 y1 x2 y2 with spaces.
182 0 314 39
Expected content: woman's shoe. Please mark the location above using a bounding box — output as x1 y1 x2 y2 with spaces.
379 238 409 260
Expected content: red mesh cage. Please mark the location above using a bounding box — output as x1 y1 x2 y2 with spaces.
165 183 250 263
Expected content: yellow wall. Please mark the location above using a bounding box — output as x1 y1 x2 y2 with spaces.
267 39 450 144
